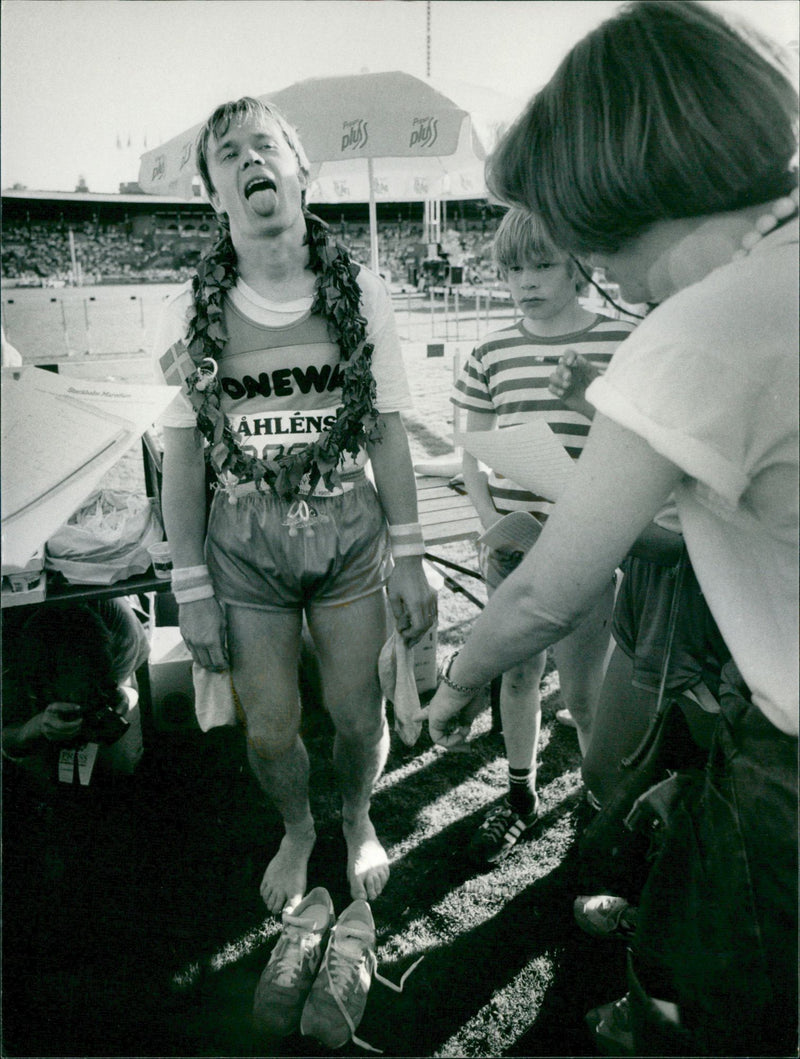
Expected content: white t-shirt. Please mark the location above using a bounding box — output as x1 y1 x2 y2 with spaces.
588 220 799 734
154 265 412 429
152 264 412 494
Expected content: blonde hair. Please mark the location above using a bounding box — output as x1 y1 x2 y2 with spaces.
487 1 799 255
196 97 310 204
493 208 584 291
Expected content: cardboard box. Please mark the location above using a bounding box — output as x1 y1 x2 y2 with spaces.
1 569 47 607
148 624 197 730
412 621 438 694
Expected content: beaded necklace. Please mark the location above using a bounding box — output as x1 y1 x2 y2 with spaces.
733 186 799 259
184 212 382 502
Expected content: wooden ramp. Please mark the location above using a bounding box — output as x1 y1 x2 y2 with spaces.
416 474 480 547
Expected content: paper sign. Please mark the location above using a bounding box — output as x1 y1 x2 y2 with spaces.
58 743 99 785
28 369 180 438
456 420 576 501
2 374 130 521
1 367 179 568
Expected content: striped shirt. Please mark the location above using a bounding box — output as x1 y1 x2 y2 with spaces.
452 314 636 520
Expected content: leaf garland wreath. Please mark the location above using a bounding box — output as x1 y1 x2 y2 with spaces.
184 211 383 501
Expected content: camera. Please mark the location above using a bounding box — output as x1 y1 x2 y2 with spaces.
78 703 130 746
54 689 131 747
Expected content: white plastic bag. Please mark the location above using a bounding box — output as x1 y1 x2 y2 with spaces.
45 489 163 584
192 665 239 732
378 630 426 747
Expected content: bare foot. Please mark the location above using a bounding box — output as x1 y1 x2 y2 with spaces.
260 822 316 915
343 814 390 902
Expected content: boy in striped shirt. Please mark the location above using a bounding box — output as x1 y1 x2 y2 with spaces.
451 208 635 864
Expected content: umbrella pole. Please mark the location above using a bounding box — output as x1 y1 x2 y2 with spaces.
367 157 379 274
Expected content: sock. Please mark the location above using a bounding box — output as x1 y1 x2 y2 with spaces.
508 766 537 816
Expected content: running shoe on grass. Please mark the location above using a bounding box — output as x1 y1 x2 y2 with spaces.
301 899 377 1050
469 796 540 865
253 887 334 1037
301 899 423 1052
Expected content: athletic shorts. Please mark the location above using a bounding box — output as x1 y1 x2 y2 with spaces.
206 477 391 612
612 555 729 695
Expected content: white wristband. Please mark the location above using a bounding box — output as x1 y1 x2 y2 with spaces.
388 522 425 558
172 564 210 586
173 583 215 604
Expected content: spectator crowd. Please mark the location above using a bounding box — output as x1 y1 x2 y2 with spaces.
1 213 502 289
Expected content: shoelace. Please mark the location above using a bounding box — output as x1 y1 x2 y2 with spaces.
270 914 325 987
282 499 329 537
322 921 423 1054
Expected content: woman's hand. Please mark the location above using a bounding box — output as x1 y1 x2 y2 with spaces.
426 682 485 750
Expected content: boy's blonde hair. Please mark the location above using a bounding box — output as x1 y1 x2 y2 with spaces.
493 208 584 291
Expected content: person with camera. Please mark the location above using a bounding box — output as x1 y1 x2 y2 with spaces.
2 598 149 785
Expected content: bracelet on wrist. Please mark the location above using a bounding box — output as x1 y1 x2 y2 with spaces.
440 651 484 695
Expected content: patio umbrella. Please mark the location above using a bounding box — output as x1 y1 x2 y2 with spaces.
137 71 522 271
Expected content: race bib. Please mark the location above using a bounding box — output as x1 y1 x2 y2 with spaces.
232 408 366 494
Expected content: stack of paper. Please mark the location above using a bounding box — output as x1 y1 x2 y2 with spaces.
455 419 576 501
1 367 179 569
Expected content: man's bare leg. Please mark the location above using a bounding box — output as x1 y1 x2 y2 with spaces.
227 605 315 914
308 591 391 901
246 738 317 913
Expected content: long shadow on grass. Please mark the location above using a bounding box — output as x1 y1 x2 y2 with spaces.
2 696 598 1057
128 718 594 1057
240 805 627 1058
352 816 628 1057
1 728 283 1058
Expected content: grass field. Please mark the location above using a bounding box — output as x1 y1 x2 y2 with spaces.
2 289 629 1058
3 674 632 1058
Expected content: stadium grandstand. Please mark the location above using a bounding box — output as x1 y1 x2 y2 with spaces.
1 187 502 289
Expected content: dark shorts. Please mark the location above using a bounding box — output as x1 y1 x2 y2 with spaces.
631 663 798 1056
612 555 729 695
206 478 391 612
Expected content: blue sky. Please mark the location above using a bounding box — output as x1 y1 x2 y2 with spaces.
1 0 797 193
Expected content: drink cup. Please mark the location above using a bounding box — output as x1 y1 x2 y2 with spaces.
147 540 172 579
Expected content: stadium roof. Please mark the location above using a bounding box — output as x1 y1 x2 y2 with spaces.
1 188 203 207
